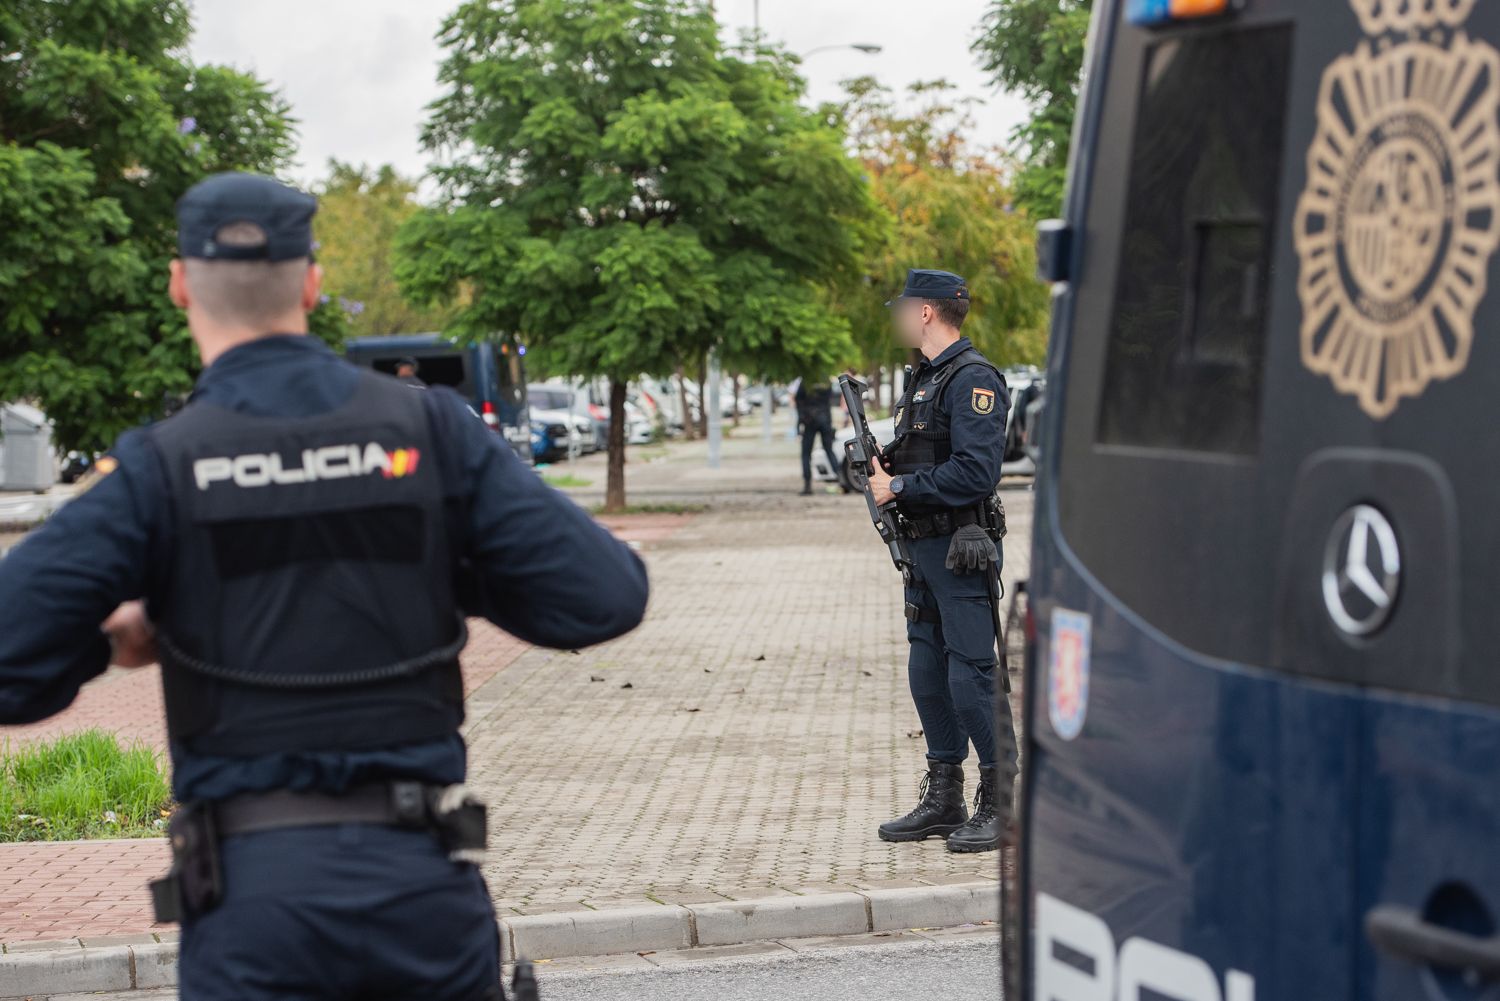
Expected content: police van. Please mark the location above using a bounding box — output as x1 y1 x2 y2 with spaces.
1018 0 1500 997
344 334 531 462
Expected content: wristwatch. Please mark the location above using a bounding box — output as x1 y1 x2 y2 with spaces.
890 475 906 497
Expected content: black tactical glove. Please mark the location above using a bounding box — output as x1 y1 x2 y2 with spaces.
945 523 998 575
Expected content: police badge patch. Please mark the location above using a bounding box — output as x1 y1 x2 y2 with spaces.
1294 0 1500 419
971 388 996 415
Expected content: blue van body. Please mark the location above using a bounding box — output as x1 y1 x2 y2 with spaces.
343 334 530 463
1020 1 1500 997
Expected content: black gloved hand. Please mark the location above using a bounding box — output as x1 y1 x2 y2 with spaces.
945 523 998 575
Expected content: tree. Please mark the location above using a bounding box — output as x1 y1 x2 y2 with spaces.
827 79 1049 376
315 162 458 337
396 0 884 511
973 0 1093 220
0 0 345 454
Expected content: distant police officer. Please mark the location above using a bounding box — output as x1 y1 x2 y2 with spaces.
795 373 839 495
0 173 650 999
395 355 427 388
866 269 1014 854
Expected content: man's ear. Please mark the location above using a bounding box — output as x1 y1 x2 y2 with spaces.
301 263 324 312
168 259 190 309
921 303 935 328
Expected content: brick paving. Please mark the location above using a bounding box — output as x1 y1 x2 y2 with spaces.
0 425 1033 951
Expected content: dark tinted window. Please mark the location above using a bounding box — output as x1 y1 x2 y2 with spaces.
367 352 473 396
1097 26 1293 455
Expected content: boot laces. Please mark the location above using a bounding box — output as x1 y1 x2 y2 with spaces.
899 773 939 821
970 778 996 823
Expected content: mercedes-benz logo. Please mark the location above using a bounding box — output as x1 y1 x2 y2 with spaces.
1322 504 1402 637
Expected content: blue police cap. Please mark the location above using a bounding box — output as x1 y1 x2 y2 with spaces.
886 269 970 306
176 172 317 262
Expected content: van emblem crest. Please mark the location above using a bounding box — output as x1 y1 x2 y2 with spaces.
1294 0 1500 418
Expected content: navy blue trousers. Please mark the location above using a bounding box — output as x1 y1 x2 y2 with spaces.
179 825 498 1001
904 536 1002 768
800 417 838 482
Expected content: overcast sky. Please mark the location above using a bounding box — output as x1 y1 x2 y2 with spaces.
187 0 1028 190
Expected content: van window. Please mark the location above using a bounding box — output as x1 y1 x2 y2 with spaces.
367 353 474 397
1096 25 1293 456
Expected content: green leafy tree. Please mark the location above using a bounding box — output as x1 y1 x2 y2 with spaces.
396 0 884 510
0 0 344 455
315 161 458 337
973 0 1093 219
828 79 1049 377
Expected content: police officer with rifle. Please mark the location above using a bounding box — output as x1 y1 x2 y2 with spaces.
846 269 1015 854
0 173 649 999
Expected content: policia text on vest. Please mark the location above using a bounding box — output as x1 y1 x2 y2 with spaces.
0 172 650 1001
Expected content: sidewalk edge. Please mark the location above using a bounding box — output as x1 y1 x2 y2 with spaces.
0 882 999 997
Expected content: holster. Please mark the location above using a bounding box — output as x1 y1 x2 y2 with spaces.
149 802 223 923
426 784 489 862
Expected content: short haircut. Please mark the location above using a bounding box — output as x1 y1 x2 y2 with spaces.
182 222 309 328
923 297 970 330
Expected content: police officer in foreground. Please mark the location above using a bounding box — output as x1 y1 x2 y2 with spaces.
866 269 1014 854
0 173 650 999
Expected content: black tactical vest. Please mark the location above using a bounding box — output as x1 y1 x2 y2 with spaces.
148 370 466 757
886 348 1002 486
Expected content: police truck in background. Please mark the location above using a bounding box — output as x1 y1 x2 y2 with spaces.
344 334 531 463
1018 0 1500 998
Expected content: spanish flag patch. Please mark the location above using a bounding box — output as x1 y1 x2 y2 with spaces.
971 388 996 415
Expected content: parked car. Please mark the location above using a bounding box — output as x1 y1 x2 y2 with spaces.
526 385 599 453
529 407 585 463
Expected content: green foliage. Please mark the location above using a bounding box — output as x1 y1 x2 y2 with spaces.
1 730 172 842
829 80 1049 369
0 0 344 453
973 0 1093 219
315 161 457 336
397 0 886 504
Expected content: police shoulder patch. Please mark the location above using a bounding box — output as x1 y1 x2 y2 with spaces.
971 387 996 415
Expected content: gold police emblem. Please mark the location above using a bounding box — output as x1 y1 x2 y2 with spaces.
1294 0 1500 418
971 388 996 415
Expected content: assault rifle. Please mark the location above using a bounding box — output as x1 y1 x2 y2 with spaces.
838 374 913 583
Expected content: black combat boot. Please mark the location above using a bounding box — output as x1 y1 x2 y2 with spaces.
946 764 1008 853
800 479 813 496
878 761 967 842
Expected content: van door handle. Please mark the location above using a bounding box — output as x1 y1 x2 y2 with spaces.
1366 905 1500 976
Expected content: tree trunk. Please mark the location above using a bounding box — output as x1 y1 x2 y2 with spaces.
604 378 628 513
676 369 696 440
730 372 741 428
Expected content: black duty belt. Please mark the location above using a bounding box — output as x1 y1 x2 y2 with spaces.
151 781 488 924
215 782 437 836
901 506 984 540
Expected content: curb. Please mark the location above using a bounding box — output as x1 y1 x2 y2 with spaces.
0 883 997 998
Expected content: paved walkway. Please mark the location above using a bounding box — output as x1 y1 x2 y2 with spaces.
474 427 1034 912
1 423 1033 949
